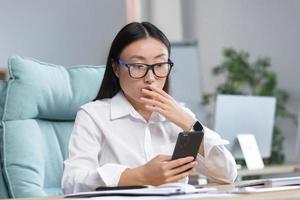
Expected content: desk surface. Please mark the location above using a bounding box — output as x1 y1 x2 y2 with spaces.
9 182 300 200
189 165 300 184
203 183 300 200
238 165 300 177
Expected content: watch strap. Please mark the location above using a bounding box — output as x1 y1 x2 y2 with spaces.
193 121 204 132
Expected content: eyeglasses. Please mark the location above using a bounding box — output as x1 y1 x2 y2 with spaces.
116 59 174 79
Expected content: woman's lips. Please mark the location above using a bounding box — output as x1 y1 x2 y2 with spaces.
142 86 153 91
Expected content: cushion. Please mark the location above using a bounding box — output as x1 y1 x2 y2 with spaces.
0 163 8 198
1 56 104 120
0 56 105 197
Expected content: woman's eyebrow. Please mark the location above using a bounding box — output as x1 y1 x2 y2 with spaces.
154 53 167 59
128 53 167 61
128 55 146 60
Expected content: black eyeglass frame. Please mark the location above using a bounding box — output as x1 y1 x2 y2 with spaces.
116 59 174 79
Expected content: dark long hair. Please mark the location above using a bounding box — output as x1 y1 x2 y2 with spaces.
94 22 171 100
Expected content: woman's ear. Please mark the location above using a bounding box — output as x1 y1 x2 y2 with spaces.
112 60 120 78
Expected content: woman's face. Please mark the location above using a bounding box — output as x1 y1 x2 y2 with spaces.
114 37 169 106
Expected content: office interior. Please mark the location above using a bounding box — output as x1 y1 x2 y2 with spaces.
1 0 300 199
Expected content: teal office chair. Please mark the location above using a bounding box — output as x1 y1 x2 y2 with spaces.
0 56 105 198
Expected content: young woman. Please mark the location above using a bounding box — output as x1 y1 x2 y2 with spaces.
62 22 237 194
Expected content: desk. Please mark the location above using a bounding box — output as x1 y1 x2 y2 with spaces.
7 181 300 200
238 165 300 177
189 165 300 184
202 183 300 200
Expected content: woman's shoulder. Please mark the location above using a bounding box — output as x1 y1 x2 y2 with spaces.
79 98 111 116
81 98 110 108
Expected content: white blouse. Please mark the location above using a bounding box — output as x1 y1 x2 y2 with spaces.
62 92 237 194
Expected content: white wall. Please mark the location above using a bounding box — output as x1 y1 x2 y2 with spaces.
0 0 127 67
140 0 183 42
193 0 300 162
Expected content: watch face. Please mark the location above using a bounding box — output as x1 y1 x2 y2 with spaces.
194 121 203 131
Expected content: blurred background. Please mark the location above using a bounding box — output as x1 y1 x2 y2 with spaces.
0 0 299 165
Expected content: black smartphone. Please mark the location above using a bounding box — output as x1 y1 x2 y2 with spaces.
171 131 204 160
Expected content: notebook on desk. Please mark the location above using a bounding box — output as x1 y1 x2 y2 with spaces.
64 185 217 198
64 187 182 198
236 176 300 188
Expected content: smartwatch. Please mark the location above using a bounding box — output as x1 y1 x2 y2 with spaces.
192 120 204 132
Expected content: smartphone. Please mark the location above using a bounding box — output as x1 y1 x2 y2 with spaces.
171 131 204 160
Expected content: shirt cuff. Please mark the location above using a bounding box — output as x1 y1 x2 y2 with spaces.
97 164 129 186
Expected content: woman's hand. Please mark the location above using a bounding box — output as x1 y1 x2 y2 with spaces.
140 155 196 185
140 85 196 131
119 155 196 186
141 155 196 186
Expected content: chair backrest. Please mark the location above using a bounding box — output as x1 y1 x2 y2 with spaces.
0 56 105 198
